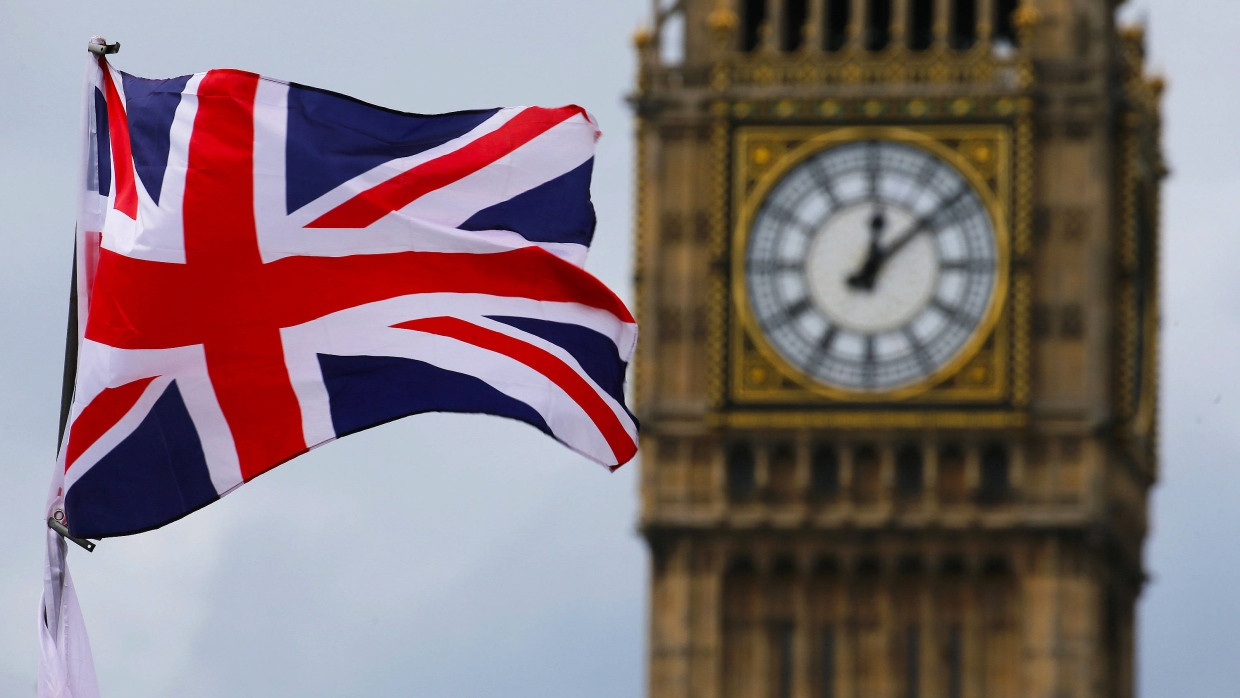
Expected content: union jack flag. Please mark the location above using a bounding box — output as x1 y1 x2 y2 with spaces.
57 59 638 540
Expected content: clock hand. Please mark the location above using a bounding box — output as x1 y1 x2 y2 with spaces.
877 185 969 263
846 206 886 291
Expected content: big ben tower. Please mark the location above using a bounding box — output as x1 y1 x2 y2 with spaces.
631 0 1162 696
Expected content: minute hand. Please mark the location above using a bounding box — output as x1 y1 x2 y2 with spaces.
878 186 969 261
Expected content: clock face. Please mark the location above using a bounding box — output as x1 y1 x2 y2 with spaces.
744 139 999 392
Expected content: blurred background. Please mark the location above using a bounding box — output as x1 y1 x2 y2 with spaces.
0 1 1235 695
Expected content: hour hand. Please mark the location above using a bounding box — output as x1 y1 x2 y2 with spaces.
846 249 882 290
846 211 886 291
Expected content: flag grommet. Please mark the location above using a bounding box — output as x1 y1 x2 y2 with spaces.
47 517 96 552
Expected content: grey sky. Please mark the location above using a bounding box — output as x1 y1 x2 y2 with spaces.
0 1 1236 696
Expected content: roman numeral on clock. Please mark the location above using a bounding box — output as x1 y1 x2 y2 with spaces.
807 158 839 206
866 140 881 198
903 327 934 373
766 297 814 329
931 297 975 327
914 156 940 186
807 325 840 368
940 259 992 273
918 185 970 230
748 259 803 276
861 334 877 388
762 204 807 234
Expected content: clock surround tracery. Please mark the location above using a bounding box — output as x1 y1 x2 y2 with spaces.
722 121 1027 417
735 127 1010 400
633 2 1161 697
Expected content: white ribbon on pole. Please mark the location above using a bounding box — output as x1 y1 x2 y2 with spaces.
39 521 98 698
38 40 109 698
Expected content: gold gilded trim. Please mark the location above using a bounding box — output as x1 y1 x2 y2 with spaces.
719 51 1023 89
729 124 1014 404
1011 268 1031 407
632 117 650 408
1116 113 1139 422
714 410 1028 430
722 96 1031 123
707 105 731 409
1013 109 1034 257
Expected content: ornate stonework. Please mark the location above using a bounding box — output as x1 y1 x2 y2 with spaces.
632 1 1161 696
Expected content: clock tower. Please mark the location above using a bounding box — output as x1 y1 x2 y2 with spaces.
631 1 1161 697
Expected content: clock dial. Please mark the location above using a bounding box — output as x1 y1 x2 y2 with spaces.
744 140 999 392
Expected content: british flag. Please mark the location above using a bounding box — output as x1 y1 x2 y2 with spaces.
58 59 638 539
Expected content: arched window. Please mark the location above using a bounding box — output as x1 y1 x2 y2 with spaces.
851 557 882 694
910 0 935 50
938 443 967 503
724 557 759 601
979 442 1010 502
866 0 893 51
853 444 880 503
741 0 767 52
770 442 797 502
938 556 966 698
824 0 850 51
811 443 840 497
727 442 757 499
905 624 921 698
994 0 1019 46
809 557 839 698
781 0 809 51
819 624 837 698
980 557 1017 695
892 556 922 698
723 558 760 696
896 443 924 497
658 7 685 65
769 559 797 698
771 618 794 698
951 0 978 50
947 624 964 698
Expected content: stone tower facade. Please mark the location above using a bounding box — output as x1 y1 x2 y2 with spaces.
631 1 1162 697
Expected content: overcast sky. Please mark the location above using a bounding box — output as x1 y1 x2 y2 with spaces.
0 1 1237 696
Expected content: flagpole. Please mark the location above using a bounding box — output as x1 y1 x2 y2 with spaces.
57 34 111 447
57 253 77 451
38 41 112 698
46 36 120 554
52 254 95 553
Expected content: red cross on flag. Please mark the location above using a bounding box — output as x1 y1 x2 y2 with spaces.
40 47 638 698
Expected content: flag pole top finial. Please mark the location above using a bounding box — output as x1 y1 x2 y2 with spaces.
88 37 120 55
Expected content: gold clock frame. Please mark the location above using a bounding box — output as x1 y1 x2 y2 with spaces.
713 118 1033 428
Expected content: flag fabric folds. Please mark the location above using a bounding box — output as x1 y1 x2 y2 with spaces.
55 59 638 542
41 51 637 697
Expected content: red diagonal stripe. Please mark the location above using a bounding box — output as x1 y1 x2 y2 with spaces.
65 376 157 470
394 316 636 465
306 106 585 229
86 245 634 351
100 61 138 218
